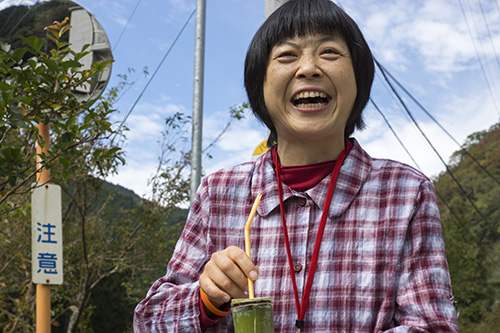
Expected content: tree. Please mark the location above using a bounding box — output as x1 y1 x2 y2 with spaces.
433 123 500 330
0 18 125 331
0 17 121 212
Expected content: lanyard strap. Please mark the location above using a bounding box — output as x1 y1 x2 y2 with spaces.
272 146 347 329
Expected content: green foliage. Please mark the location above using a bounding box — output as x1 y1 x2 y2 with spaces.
229 102 248 120
0 17 126 332
0 18 122 212
434 122 500 331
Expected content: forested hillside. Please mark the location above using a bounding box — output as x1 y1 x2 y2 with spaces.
433 122 500 332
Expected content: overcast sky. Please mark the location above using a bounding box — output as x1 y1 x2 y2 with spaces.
2 0 500 199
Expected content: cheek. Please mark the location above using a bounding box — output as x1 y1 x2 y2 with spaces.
339 70 357 104
263 76 282 110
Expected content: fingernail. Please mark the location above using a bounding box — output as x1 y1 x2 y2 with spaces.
249 270 258 281
223 295 231 303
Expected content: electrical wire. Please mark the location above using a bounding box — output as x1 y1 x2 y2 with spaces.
370 98 421 169
5 0 40 40
370 98 499 265
0 0 27 36
375 58 499 241
477 0 500 73
467 0 500 109
458 0 500 117
112 0 142 52
378 62 500 187
111 8 196 144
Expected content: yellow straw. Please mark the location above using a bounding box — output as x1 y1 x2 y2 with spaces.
244 193 262 299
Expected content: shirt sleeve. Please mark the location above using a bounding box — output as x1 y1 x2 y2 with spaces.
133 179 223 332
385 180 458 332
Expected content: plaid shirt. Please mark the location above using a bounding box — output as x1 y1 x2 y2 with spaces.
134 139 458 332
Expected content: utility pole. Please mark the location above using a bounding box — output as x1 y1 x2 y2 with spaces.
189 1 288 200
190 0 206 202
265 0 289 18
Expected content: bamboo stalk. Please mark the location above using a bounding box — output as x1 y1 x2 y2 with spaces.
231 297 274 332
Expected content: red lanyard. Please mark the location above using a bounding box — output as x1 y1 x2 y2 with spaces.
272 146 348 330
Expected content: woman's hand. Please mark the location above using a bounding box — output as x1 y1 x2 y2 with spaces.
199 246 259 310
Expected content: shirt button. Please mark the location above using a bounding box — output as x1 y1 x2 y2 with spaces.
294 262 302 273
298 198 306 206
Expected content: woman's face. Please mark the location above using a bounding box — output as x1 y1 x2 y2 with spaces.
263 33 357 149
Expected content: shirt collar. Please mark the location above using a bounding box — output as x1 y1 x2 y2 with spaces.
251 138 372 218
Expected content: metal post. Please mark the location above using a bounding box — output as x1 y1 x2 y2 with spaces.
265 0 289 18
190 0 206 202
36 122 51 332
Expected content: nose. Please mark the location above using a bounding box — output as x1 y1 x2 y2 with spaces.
296 54 321 79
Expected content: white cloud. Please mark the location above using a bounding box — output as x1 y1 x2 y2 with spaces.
0 0 41 11
357 82 498 179
201 110 267 173
106 159 157 198
348 0 500 73
167 0 195 13
125 113 164 142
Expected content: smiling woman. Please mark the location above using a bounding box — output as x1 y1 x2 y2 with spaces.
263 34 357 166
133 1 459 332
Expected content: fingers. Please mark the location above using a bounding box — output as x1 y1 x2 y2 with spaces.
199 246 259 307
199 271 232 308
223 246 259 285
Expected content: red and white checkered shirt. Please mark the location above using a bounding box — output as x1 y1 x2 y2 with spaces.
134 139 458 332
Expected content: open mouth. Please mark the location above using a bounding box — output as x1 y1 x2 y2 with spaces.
292 91 330 109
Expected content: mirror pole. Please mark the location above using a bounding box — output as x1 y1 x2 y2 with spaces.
36 122 51 332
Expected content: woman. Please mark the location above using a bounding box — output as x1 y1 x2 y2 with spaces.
134 0 458 331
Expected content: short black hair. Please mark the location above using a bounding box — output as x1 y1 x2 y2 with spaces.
244 0 374 147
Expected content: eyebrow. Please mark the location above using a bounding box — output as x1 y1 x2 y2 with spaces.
278 35 343 49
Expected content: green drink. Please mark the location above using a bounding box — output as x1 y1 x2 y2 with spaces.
231 297 274 332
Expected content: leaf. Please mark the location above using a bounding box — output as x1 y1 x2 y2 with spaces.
25 36 45 53
13 95 32 105
59 157 71 168
2 90 14 104
11 48 26 63
0 42 11 53
46 34 59 45
0 81 12 91
27 58 38 69
40 58 59 72
61 60 82 71
9 119 27 129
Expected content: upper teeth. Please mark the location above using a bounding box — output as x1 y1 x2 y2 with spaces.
293 91 328 100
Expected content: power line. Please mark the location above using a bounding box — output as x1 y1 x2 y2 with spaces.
477 0 500 74
370 98 421 169
111 8 196 144
458 0 500 117
5 0 40 40
112 0 142 52
0 0 27 36
370 98 499 265
379 63 500 188
467 0 500 108
375 58 499 241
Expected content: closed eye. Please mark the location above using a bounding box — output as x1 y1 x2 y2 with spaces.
278 51 296 58
323 49 339 54
274 51 297 62
321 48 341 59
